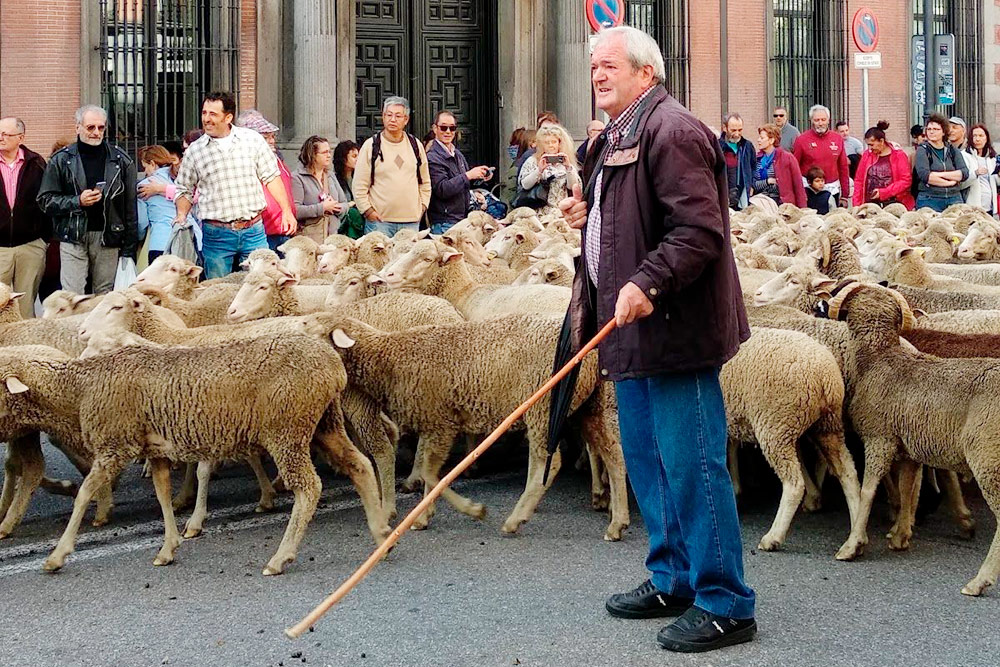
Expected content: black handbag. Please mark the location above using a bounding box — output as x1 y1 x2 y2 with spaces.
511 182 549 209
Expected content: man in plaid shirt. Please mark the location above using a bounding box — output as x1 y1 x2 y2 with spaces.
172 91 296 279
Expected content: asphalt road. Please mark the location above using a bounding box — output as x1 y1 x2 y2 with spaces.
1 441 998 667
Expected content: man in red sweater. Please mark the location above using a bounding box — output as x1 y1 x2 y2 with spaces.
792 104 849 205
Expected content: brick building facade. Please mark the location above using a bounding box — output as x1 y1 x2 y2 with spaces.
0 1 997 164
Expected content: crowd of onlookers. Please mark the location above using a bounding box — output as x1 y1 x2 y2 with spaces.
713 104 1000 218
2 89 997 320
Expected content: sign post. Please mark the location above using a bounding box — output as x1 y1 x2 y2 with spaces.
586 0 625 33
852 8 880 132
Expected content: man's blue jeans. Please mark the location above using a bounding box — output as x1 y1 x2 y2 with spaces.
363 220 420 238
201 221 268 279
915 192 964 212
615 368 756 620
430 220 457 235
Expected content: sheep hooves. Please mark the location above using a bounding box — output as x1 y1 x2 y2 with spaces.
149 458 183 566
501 445 562 537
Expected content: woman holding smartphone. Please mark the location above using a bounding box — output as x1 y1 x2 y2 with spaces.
427 110 493 234
517 123 580 216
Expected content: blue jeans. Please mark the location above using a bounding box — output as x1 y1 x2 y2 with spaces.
267 234 292 254
201 221 268 279
363 220 420 238
916 192 964 212
430 220 458 235
615 369 756 620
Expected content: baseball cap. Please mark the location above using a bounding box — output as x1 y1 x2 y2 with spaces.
948 116 966 129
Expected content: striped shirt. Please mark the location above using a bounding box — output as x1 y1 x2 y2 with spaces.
585 86 655 286
174 126 280 222
0 148 25 208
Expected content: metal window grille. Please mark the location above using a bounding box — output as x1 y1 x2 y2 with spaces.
98 0 241 157
913 0 984 122
770 0 847 129
626 0 689 105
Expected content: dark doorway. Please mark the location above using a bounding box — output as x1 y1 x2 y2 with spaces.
355 0 499 166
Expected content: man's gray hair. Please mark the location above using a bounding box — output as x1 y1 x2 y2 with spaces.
593 26 666 85
723 112 743 126
75 105 108 125
383 96 411 115
0 117 25 134
809 104 831 120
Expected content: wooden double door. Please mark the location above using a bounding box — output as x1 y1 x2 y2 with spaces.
355 0 499 166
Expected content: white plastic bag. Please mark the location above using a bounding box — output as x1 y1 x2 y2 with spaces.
113 257 137 291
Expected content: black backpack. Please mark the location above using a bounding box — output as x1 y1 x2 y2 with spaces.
370 132 424 186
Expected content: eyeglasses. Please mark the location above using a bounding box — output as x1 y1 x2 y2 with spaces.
383 113 407 120
437 125 457 132
83 124 106 132
315 149 332 155
773 114 785 118
0 132 23 140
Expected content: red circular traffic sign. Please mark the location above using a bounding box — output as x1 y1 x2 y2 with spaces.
586 0 625 33
852 7 879 53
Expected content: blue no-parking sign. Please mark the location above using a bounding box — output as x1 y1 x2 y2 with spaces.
586 0 625 33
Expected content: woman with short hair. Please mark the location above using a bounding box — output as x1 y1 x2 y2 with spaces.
914 114 969 212
852 121 914 210
752 124 806 207
291 135 347 243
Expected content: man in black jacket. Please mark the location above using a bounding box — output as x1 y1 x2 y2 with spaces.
0 117 50 317
37 105 137 295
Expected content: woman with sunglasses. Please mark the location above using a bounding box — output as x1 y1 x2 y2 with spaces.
426 110 493 235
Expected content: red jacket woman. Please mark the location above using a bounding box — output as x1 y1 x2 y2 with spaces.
753 125 806 207
852 121 914 209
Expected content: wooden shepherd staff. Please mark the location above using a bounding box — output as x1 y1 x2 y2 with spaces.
285 318 618 639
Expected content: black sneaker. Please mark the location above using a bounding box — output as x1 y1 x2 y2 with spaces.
657 606 756 653
605 579 694 619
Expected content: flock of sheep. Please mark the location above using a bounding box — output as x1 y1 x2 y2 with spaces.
0 199 998 599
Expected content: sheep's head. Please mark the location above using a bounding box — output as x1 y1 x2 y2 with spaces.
957 220 1000 260
317 236 355 275
527 241 579 273
78 289 149 342
0 345 70 417
860 241 928 281
240 248 283 273
855 228 895 258
750 225 802 256
43 291 94 319
227 267 298 323
753 263 836 308
135 254 202 293
388 228 430 260
325 264 383 308
512 259 572 286
819 282 917 333
380 239 462 291
354 231 391 269
277 236 321 278
883 202 907 218
441 226 491 267
732 244 775 271
484 225 537 262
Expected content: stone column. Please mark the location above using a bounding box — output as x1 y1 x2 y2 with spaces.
498 0 548 169
291 0 339 145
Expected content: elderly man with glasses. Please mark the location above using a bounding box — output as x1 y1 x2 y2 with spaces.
37 105 138 295
772 106 799 151
352 96 432 238
426 110 492 234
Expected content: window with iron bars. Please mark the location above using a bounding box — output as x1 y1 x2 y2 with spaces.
770 0 847 130
626 0 689 106
98 0 241 157
913 0 984 124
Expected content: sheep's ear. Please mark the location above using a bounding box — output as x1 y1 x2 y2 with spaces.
8 291 24 301
913 246 930 257
441 235 455 247
366 275 387 287
809 247 824 260
238 258 252 269
731 228 745 238
811 277 838 293
330 328 356 349
317 244 336 254
896 247 914 260
186 265 203 279
545 269 560 280
417 229 432 239
71 294 95 307
527 251 544 261
514 231 526 244
440 250 463 265
130 297 146 312
5 376 28 394
913 308 928 319
483 223 496 233
276 273 299 287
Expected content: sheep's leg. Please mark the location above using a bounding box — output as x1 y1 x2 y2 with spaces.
584 412 629 542
887 460 922 551
727 438 741 498
412 433 484 530
0 445 22 529
247 454 276 513
263 445 321 576
312 425 390 546
0 437 44 539
811 431 861 527
91 482 114 527
171 462 198 511
401 437 425 494
587 443 609 511
757 434 806 552
43 457 122 572
961 453 1000 596
501 432 562 536
149 458 182 566
799 447 823 513
836 438 895 562
883 463 901 523
182 461 212 539
940 470 976 539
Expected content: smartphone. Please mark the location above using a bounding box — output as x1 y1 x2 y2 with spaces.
95 181 106 192
545 155 565 165
485 166 496 179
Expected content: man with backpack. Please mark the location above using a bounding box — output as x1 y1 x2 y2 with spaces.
353 96 432 238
